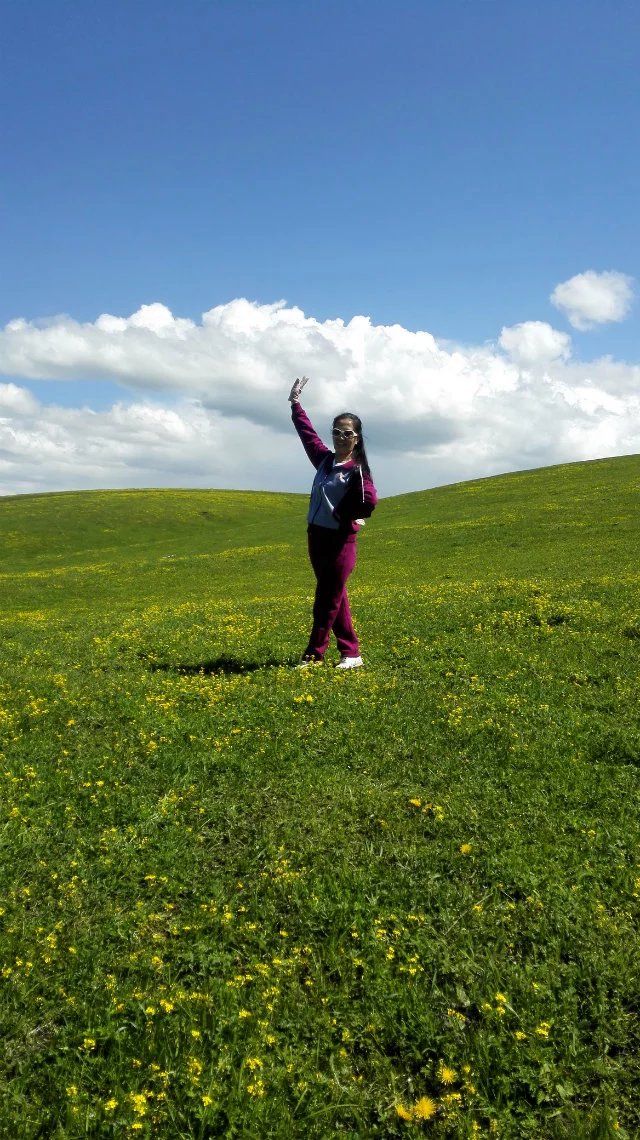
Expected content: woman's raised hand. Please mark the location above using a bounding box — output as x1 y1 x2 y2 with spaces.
288 375 309 404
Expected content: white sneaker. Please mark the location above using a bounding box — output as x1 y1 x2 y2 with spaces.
335 655 363 670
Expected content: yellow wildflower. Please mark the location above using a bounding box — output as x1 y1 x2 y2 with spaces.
187 1057 203 1080
247 1079 266 1097
413 1096 438 1120
437 1062 457 1085
395 1104 413 1120
129 1092 148 1116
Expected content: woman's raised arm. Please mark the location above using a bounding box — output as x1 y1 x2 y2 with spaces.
288 376 331 470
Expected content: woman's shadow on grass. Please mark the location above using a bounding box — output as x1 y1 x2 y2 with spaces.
143 655 289 676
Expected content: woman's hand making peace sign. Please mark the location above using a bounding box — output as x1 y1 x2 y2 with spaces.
288 375 309 404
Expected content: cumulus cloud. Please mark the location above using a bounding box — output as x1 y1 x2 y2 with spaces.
0 298 639 497
0 393 306 497
551 270 635 330
0 382 39 415
498 321 572 367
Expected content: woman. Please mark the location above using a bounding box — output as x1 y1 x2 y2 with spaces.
289 375 378 669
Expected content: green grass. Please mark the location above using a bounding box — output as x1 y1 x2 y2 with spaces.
1 455 639 1138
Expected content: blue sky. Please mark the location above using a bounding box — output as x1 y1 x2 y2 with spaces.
0 0 638 495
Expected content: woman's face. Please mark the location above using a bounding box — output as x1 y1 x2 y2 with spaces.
332 417 358 461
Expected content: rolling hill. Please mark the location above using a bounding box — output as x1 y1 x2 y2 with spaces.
1 455 639 1137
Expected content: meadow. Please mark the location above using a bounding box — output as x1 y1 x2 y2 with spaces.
1 455 639 1138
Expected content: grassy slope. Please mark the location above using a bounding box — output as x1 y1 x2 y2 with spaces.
0 456 639 1138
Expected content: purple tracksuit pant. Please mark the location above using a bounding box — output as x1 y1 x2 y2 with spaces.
304 524 359 659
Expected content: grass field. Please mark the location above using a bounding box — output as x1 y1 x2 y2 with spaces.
1 455 639 1138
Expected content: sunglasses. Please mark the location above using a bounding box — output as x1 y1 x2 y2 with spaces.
332 428 357 440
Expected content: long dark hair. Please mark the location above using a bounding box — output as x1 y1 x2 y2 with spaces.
333 412 371 476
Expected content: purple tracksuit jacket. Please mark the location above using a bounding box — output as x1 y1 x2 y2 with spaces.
291 402 378 535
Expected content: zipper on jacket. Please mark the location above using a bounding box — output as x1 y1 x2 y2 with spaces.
309 456 331 525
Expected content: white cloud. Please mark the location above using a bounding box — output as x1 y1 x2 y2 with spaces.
0 394 305 497
0 299 639 497
551 270 635 330
498 321 572 367
0 382 39 415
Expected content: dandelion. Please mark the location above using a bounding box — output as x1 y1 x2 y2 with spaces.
104 1098 118 1111
459 843 473 855
82 1037 96 1051
202 1094 213 1107
413 1096 438 1120
437 1061 457 1085
535 1021 551 1037
395 1104 413 1120
514 1030 527 1041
